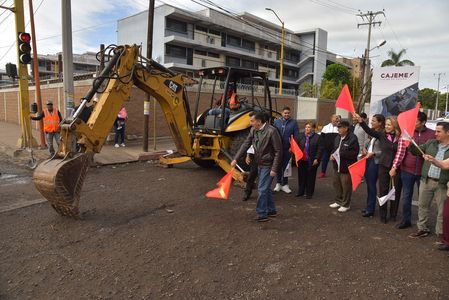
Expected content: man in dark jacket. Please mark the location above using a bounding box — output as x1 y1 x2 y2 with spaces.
328 120 359 212
273 106 299 194
232 111 283 222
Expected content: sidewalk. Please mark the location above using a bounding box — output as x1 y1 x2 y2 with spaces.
0 121 175 165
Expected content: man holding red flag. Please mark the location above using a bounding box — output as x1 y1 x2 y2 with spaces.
397 112 434 229
328 120 359 212
231 111 282 222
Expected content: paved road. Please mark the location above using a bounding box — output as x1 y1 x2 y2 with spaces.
1 156 448 299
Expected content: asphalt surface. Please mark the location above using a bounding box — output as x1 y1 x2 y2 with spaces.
1 154 448 299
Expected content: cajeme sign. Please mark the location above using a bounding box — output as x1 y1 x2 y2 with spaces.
380 72 415 79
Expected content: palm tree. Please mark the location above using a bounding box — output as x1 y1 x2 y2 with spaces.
381 49 415 67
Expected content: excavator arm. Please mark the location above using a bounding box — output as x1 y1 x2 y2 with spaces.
32 45 198 218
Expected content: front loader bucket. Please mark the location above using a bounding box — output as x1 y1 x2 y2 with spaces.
33 153 92 218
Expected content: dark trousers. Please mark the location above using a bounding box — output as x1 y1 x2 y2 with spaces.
365 158 379 214
244 160 258 197
378 164 392 220
276 150 291 186
400 171 421 223
321 149 330 174
390 170 402 219
114 124 126 144
297 160 318 197
443 196 449 247
333 171 353 207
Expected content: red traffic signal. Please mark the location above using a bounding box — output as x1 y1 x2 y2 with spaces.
18 32 32 64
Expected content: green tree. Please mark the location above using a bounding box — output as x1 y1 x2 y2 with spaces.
302 82 319 97
322 63 352 87
320 79 343 100
381 49 415 67
418 88 437 109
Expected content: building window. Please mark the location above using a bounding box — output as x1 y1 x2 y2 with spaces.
166 18 187 34
226 56 240 67
207 52 219 58
227 35 241 47
194 49 207 56
242 59 257 70
209 29 220 36
242 39 255 51
166 44 187 58
196 25 207 33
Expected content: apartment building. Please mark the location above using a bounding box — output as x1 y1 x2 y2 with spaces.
117 4 334 93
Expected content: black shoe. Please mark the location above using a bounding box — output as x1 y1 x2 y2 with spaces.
362 212 374 218
242 193 250 201
396 221 412 229
295 193 304 197
254 216 270 222
267 211 277 218
361 209 367 214
438 244 449 251
380 217 387 224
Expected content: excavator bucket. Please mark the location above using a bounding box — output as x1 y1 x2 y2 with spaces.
33 153 92 218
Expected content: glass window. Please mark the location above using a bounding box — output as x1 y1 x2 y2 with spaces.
207 52 220 58
227 35 241 47
209 29 220 36
242 59 257 70
166 44 187 58
242 39 255 51
196 25 207 33
194 49 207 56
166 18 187 33
226 56 240 67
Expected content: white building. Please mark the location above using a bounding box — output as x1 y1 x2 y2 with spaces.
117 4 334 93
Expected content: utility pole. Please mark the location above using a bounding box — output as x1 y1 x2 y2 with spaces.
356 10 385 112
28 0 46 148
266 8 284 96
434 72 444 118
144 0 155 152
62 0 74 117
445 84 449 116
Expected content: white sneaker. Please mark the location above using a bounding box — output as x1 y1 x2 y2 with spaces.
338 206 350 212
274 183 282 192
329 203 340 208
120 143 126 147
281 185 292 194
114 144 120 148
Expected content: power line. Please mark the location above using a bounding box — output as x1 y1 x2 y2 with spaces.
308 0 357 15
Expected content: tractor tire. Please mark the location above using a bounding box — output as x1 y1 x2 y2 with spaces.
229 129 251 172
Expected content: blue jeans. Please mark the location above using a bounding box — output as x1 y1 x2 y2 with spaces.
208 108 230 119
321 149 330 174
256 167 276 218
400 171 421 222
364 158 379 214
277 150 291 185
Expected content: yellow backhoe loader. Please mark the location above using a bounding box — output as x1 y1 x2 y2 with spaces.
33 44 279 218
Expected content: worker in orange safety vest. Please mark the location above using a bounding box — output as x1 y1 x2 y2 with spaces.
30 100 62 156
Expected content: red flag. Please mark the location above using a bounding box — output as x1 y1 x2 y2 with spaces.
348 157 368 191
290 135 303 167
335 84 355 113
206 170 233 199
397 102 421 147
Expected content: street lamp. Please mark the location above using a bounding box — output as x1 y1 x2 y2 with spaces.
370 40 386 51
266 7 285 96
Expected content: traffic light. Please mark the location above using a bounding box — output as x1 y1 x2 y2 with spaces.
18 32 32 64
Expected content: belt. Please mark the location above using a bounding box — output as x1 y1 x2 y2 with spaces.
428 177 439 182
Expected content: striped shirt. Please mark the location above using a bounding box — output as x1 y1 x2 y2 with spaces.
392 138 406 169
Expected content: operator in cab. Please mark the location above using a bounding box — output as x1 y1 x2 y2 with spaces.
207 83 240 120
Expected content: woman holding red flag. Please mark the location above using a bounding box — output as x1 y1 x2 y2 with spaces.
296 122 321 199
354 114 405 223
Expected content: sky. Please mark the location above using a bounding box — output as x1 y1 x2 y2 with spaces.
0 0 448 90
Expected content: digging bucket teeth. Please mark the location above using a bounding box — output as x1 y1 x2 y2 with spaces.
33 153 92 218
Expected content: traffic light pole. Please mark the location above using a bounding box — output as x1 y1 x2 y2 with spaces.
28 0 46 148
13 0 36 148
